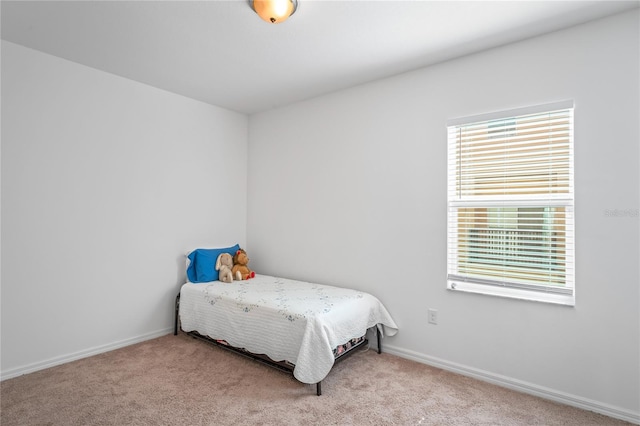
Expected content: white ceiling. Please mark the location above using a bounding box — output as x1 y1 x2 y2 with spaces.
2 1 638 114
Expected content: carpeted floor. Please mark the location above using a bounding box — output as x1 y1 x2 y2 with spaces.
0 333 632 425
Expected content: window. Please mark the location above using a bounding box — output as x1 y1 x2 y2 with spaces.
447 101 575 305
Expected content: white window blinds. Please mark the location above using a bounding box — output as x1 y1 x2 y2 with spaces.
447 101 575 305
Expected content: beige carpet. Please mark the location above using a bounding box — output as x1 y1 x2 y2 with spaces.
1 333 631 425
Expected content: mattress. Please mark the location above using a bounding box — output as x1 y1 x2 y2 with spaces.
178 274 398 384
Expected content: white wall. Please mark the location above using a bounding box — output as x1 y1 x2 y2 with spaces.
248 10 639 422
1 41 248 377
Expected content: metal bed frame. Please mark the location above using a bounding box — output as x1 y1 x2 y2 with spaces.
174 293 382 396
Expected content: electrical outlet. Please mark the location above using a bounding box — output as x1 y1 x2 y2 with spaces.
428 308 438 325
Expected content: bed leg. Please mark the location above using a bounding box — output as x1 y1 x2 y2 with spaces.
316 381 322 396
376 326 382 354
174 293 180 336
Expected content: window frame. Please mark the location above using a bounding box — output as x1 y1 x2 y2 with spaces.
446 101 575 306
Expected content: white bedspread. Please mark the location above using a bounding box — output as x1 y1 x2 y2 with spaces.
178 274 398 384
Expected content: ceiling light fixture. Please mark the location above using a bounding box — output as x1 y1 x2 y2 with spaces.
250 0 297 24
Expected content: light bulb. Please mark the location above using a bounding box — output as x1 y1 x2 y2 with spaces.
252 0 297 24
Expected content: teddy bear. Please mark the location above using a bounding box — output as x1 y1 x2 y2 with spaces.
215 252 234 283
232 248 255 280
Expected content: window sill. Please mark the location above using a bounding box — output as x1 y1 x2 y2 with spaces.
447 280 575 306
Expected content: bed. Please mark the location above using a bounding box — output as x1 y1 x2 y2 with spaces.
174 274 398 395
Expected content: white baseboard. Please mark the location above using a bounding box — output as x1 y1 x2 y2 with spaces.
383 344 640 425
0 327 173 381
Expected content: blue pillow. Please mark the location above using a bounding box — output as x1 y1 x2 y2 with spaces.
186 244 240 283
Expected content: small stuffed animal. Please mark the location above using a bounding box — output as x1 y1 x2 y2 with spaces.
215 252 234 283
232 248 255 280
